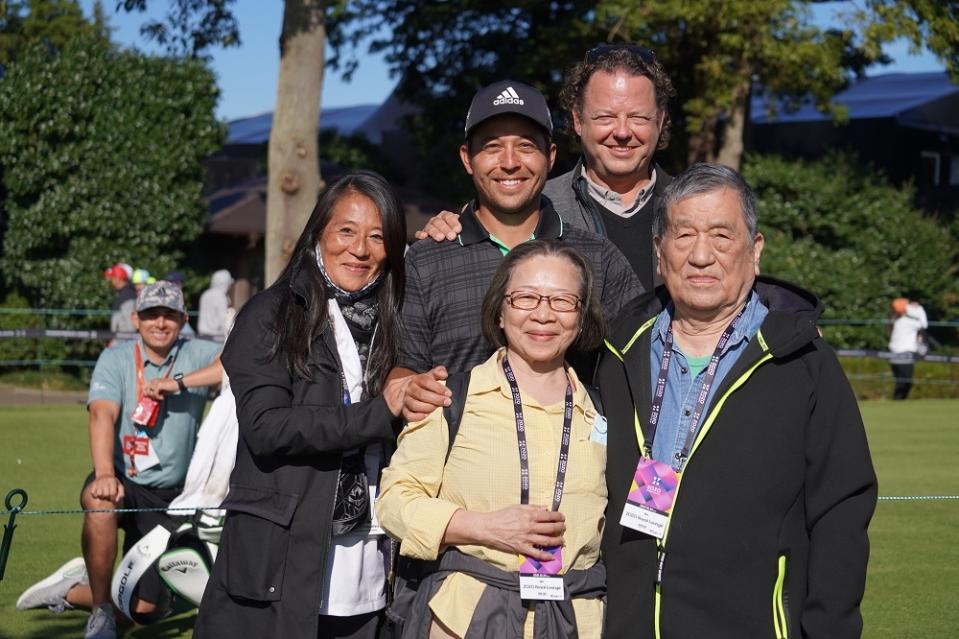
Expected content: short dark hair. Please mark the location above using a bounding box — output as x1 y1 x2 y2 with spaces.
480 240 606 353
559 44 675 149
653 163 758 241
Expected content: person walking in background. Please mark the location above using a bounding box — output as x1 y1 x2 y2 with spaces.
103 263 135 338
888 297 928 400
198 269 233 340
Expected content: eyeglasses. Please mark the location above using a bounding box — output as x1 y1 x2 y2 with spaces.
584 43 657 65
505 292 581 313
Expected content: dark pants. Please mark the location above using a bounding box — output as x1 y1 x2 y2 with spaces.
317 611 385 639
891 362 914 400
81 471 181 607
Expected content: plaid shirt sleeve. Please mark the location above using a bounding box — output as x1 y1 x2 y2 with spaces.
397 249 433 373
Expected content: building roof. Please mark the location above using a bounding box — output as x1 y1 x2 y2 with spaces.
205 168 451 242
751 72 959 133
226 104 380 144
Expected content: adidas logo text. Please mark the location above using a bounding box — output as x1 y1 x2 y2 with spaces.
493 86 524 106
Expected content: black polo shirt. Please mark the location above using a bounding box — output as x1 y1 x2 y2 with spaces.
398 198 644 374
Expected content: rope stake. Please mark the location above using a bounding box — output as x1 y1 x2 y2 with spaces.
1 488 28 581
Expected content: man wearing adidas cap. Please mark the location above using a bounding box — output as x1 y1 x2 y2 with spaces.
17 281 223 639
392 80 642 420
418 45 676 293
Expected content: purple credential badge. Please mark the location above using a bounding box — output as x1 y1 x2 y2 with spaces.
520 546 563 575
628 458 678 513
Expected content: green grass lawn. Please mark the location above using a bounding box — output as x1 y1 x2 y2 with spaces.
1 400 957 638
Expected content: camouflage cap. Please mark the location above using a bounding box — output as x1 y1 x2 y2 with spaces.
135 281 186 314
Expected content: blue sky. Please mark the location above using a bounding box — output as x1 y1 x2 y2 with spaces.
80 1 946 122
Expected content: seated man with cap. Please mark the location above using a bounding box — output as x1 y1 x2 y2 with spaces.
16 281 223 639
391 79 643 420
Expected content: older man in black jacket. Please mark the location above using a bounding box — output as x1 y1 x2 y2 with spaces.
597 163 877 639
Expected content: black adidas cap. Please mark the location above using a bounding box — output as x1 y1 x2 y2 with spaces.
464 80 553 140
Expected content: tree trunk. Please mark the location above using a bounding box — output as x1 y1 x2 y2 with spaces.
686 114 717 166
715 76 752 172
265 0 327 285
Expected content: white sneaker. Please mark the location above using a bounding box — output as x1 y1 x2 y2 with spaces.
16 556 88 613
85 603 117 639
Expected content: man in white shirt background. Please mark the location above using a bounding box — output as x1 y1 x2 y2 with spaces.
888 297 928 400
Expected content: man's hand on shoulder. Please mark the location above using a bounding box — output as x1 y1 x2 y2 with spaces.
386 366 452 422
414 210 462 242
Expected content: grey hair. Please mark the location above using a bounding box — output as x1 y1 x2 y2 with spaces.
653 163 758 240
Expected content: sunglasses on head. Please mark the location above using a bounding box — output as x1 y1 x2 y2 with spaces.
584 43 657 65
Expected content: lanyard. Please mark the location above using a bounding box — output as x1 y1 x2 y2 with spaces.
134 342 177 401
502 356 573 512
647 306 745 467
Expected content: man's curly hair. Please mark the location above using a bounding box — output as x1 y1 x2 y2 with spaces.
559 46 676 150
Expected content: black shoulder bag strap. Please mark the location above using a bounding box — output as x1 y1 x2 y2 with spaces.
582 381 604 415
441 371 471 461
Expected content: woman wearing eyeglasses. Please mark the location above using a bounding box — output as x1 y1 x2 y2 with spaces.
377 240 609 639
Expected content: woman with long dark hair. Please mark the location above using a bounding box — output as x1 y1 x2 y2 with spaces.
195 171 413 639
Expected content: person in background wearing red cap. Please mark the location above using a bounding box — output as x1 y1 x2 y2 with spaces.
104 263 136 340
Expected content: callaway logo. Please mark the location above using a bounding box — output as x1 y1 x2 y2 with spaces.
160 559 199 573
493 86 524 106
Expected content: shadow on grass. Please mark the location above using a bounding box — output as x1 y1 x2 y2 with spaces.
6 602 197 639
126 610 197 638
15 611 89 639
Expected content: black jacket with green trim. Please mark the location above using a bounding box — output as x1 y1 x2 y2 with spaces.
597 276 877 639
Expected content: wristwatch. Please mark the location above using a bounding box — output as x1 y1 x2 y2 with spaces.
174 373 187 394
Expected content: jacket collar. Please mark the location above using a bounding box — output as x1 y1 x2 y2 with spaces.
457 197 565 247
572 156 671 196
605 276 822 454
609 275 822 360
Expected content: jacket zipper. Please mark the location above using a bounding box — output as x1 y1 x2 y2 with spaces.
773 554 790 639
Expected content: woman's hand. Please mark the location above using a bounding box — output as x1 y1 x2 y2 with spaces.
444 505 566 562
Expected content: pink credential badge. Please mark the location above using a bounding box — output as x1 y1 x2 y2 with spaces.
628 457 678 512
519 546 563 576
620 457 679 538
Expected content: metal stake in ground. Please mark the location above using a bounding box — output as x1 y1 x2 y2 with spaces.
0 488 28 581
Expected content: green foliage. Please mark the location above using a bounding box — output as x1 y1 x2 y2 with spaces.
745 153 959 348
603 0 871 164
319 129 398 180
327 1 602 202
328 1 959 175
0 0 110 65
0 35 224 311
117 0 240 58
0 291 68 367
